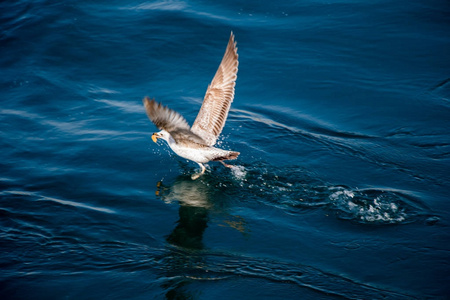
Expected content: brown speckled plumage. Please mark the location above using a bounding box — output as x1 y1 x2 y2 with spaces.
143 32 240 179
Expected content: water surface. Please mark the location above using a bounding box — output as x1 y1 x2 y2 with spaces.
1 0 449 299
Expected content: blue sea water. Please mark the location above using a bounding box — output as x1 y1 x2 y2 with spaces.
1 0 450 299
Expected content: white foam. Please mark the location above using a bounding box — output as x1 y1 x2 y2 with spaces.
231 165 247 181
329 188 407 224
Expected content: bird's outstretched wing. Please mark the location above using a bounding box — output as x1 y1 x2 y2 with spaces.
143 97 190 132
190 32 239 146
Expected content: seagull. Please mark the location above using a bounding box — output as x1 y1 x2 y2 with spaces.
143 32 239 180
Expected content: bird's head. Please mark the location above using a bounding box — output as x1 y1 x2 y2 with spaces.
151 130 170 143
151 132 160 143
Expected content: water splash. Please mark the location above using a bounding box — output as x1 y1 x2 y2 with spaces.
209 162 428 225
329 187 409 224
230 165 247 181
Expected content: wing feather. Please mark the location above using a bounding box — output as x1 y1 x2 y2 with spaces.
143 97 190 132
190 32 239 146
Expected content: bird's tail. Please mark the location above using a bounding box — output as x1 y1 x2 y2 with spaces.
212 151 240 161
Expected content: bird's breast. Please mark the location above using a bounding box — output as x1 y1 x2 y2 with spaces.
169 143 212 163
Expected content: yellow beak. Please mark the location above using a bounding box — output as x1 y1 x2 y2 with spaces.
151 133 158 143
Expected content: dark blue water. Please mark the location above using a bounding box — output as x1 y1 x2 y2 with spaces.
1 0 449 299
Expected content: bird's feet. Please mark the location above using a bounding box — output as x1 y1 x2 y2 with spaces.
220 161 235 168
191 163 206 180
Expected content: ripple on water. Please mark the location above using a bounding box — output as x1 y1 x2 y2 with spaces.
215 163 429 225
153 247 416 299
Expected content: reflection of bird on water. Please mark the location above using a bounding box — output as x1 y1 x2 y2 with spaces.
143 32 240 180
156 177 211 298
157 176 212 209
156 176 248 298
156 176 248 249
158 176 211 249
167 204 208 250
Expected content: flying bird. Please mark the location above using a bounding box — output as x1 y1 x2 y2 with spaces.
143 32 239 180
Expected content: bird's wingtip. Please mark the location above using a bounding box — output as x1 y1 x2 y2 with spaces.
143 96 156 106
